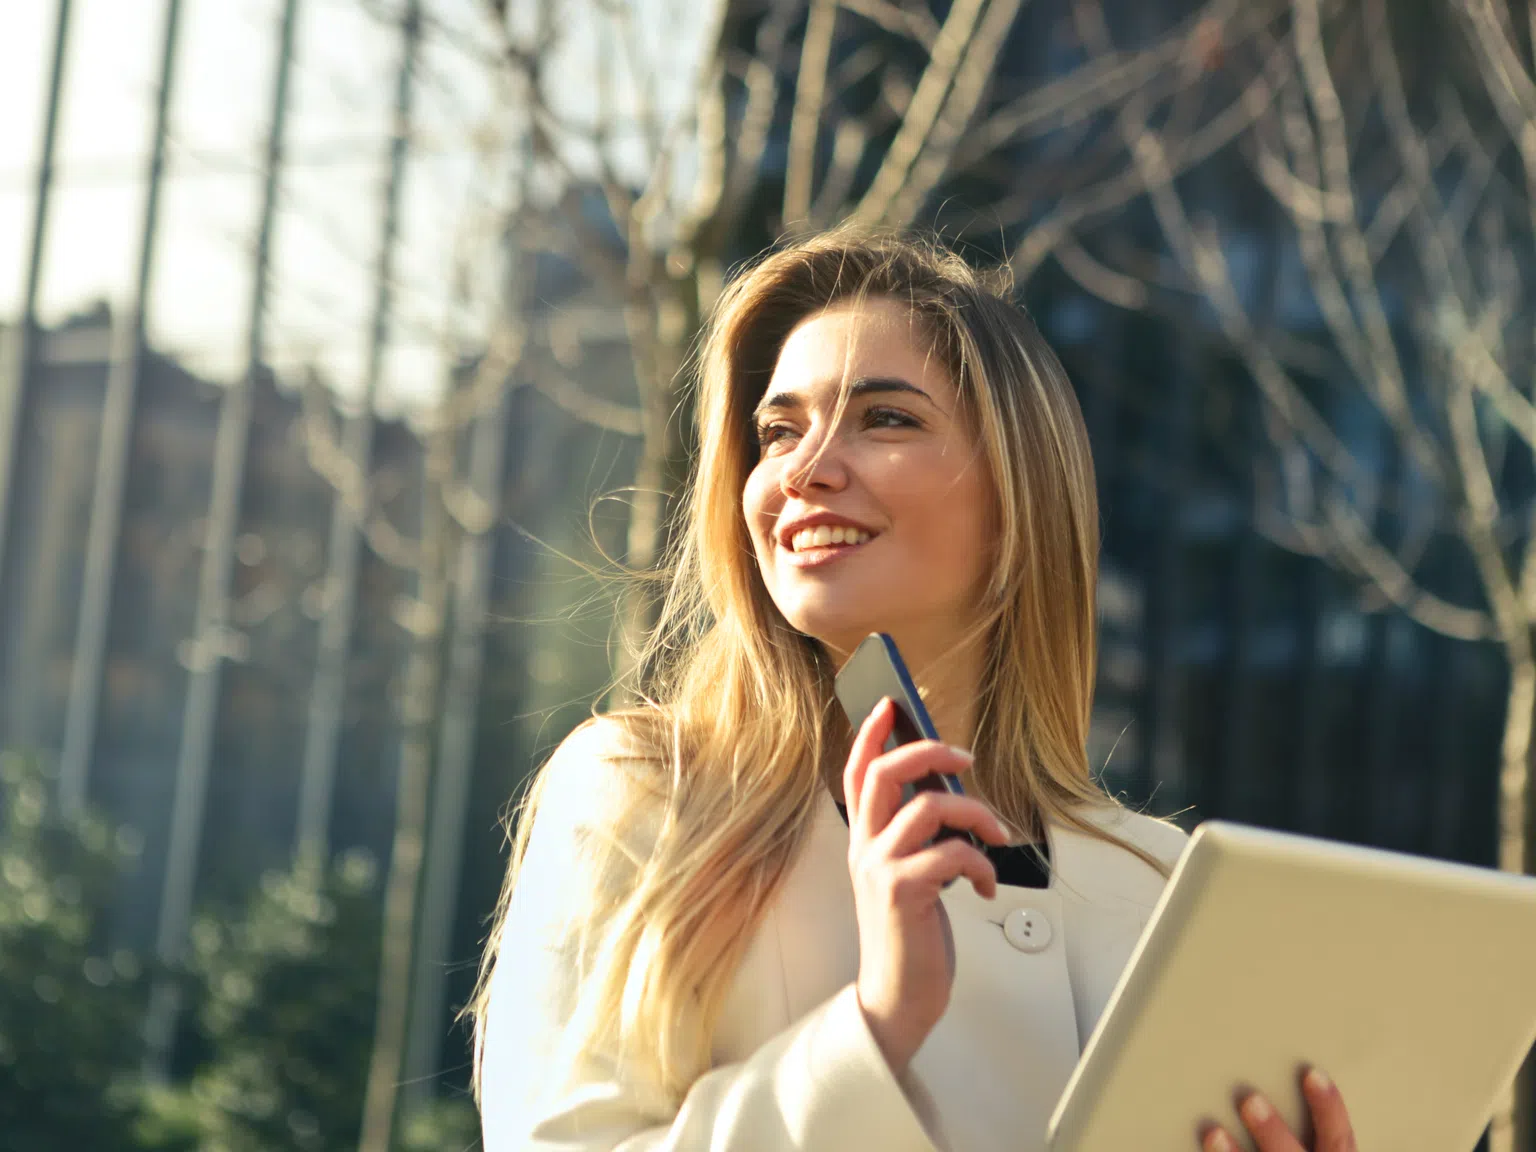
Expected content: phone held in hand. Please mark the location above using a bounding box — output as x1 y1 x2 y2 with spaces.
833 632 981 850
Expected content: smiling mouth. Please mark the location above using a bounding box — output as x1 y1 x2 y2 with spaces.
779 527 876 568
786 525 874 552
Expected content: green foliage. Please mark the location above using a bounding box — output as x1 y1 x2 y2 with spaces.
0 751 149 1152
140 849 480 1152
140 850 383 1152
0 752 480 1151
396 1096 481 1152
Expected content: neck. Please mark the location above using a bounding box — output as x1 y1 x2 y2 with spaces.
824 624 1027 840
903 635 986 752
827 623 988 751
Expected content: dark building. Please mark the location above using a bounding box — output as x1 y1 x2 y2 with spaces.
0 307 421 942
0 242 645 1092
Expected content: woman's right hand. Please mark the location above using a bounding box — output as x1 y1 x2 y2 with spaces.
845 697 1010 1076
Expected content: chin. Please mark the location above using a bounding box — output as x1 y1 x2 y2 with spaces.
782 611 878 660
771 585 897 655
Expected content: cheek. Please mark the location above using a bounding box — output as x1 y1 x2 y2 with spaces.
740 467 776 553
905 466 994 576
952 477 999 590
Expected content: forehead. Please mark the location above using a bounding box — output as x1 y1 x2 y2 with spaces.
769 297 953 399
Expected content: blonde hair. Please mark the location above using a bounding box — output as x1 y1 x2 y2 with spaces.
465 227 1164 1106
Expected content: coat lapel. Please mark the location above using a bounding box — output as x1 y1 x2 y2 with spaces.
1050 813 1171 1048
711 793 860 1064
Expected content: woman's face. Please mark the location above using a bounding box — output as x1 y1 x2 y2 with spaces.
741 296 996 663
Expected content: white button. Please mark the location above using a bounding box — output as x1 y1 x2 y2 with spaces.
1003 907 1052 953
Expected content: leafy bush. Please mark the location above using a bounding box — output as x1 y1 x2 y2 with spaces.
0 751 479 1151
0 751 149 1152
139 850 478 1152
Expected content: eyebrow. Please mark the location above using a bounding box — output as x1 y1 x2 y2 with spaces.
751 376 935 420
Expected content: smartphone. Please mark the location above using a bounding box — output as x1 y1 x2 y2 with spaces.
833 632 981 850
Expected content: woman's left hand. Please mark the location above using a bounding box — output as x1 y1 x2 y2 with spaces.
1201 1068 1356 1152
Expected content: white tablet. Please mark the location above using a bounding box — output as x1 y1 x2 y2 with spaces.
1046 820 1536 1152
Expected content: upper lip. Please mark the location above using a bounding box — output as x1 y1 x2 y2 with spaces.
776 511 878 549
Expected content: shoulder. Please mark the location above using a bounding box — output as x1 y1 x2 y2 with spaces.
516 713 669 909
1051 802 1190 912
534 713 662 829
1079 803 1190 875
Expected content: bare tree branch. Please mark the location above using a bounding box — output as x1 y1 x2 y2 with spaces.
440 311 529 431
784 0 841 227
1129 121 1377 500
530 366 645 435
1139 128 1502 649
1320 493 1496 640
1448 371 1527 650
714 0 801 241
297 370 422 572
1362 0 1483 305
1288 0 1444 485
877 0 1027 229
1004 22 1291 279
851 0 994 225
607 0 666 163
810 116 875 226
1053 234 1150 310
839 0 940 50
957 0 1279 169
1463 0 1536 132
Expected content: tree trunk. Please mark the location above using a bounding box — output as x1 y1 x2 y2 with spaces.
1490 656 1536 1152
355 427 455 1152
613 423 670 696
613 273 701 697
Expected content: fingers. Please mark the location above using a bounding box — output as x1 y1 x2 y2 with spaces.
1201 1093 1298 1152
883 835 1000 903
1301 1068 1356 1152
877 790 1008 859
844 698 896 828
856 737 977 843
1200 1125 1242 1152
1234 1092 1304 1152
1199 1070 1355 1152
872 793 1005 899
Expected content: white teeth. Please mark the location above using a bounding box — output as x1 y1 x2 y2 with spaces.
789 526 872 551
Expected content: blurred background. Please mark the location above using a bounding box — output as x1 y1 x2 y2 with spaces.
1 0 1534 1149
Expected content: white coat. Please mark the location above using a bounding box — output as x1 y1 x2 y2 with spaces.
480 720 1189 1151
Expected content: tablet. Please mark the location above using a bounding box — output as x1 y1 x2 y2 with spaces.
1046 820 1536 1152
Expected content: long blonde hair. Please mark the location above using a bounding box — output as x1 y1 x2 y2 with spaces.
465 228 1161 1106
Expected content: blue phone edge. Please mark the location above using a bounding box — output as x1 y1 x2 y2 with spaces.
872 633 966 798
874 632 941 742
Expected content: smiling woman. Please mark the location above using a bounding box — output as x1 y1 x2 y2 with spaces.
463 229 1357 1152
742 297 995 738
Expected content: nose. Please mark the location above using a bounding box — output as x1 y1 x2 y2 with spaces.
780 430 848 497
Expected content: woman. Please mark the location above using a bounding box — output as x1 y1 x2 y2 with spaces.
467 231 1357 1152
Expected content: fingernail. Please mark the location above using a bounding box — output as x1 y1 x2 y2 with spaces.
947 745 973 762
1205 1129 1234 1152
1305 1067 1332 1093
1240 1093 1273 1125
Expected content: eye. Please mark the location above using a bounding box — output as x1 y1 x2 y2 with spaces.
754 421 798 447
863 406 920 430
